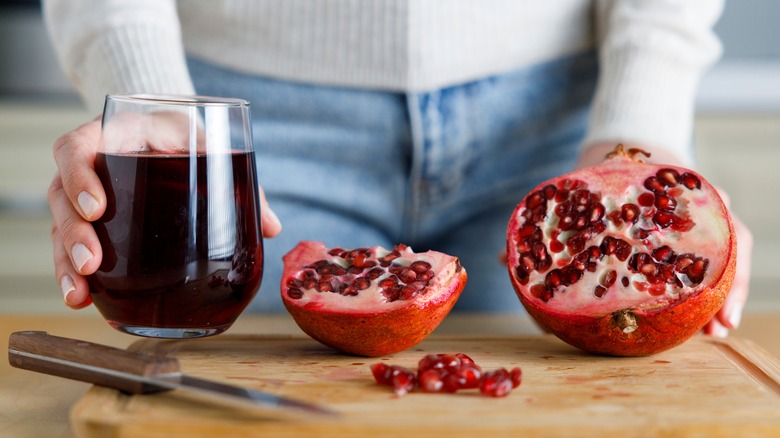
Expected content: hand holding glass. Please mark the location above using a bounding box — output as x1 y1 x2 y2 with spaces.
90 95 263 338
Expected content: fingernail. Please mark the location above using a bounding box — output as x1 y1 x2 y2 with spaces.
71 243 93 272
727 302 743 329
78 191 99 219
711 322 729 338
265 207 282 230
60 274 76 305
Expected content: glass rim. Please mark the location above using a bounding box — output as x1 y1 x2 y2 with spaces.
106 93 250 107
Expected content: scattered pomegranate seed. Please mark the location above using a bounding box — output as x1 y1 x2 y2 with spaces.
371 353 523 398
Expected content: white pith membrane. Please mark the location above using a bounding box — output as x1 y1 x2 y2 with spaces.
510 160 730 317
282 242 461 313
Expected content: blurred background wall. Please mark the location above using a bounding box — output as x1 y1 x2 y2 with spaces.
0 0 778 313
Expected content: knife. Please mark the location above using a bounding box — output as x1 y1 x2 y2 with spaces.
8 331 337 418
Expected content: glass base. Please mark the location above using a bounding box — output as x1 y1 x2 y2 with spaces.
109 323 230 338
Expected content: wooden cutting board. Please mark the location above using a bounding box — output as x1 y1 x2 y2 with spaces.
70 334 780 437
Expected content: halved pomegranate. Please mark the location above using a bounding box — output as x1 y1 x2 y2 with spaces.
281 241 467 356
506 145 736 356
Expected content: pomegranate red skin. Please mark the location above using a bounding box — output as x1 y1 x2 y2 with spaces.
282 242 467 357
506 147 737 356
283 297 461 357
515 250 736 356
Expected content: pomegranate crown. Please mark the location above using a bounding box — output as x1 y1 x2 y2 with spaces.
606 144 651 162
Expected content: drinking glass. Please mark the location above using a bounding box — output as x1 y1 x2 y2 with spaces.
89 94 264 338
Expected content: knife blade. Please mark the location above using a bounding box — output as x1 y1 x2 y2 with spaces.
8 331 337 418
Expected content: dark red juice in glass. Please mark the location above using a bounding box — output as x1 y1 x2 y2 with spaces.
89 151 263 337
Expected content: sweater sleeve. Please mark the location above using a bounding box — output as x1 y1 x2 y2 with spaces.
43 0 195 115
584 0 724 166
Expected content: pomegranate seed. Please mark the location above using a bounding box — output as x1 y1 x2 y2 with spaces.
518 254 535 274
680 173 701 190
401 285 418 299
648 284 667 296
614 239 632 262
637 193 655 207
561 266 582 286
555 188 570 202
603 269 617 287
370 364 417 396
545 269 562 289
516 224 537 240
675 254 695 273
656 168 680 187
399 268 418 284
343 286 359 296
644 176 666 193
515 268 530 285
287 288 303 299
566 234 586 253
621 276 630 287
549 239 564 253
608 210 623 226
510 367 522 388
573 189 590 205
668 187 684 197
382 285 402 302
382 251 401 263
479 369 515 397
410 260 432 274
594 285 607 297
635 228 653 239
530 283 547 298
532 242 549 263
354 277 371 290
328 247 345 256
287 278 303 288
418 369 444 392
621 203 640 223
653 211 677 228
379 276 398 288
589 204 606 223
652 246 675 263
686 258 709 284
654 194 677 212
370 363 392 385
659 264 676 283
542 184 557 199
640 263 658 276
670 216 696 232
526 191 545 209
559 214 576 231
418 270 435 282
366 267 385 279
352 252 368 268
571 252 588 271
316 280 334 292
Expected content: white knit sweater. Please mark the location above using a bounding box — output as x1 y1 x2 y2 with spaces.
43 0 723 164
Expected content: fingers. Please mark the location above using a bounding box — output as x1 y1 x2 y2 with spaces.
52 119 106 221
716 214 753 331
258 186 282 238
51 220 93 309
50 119 106 310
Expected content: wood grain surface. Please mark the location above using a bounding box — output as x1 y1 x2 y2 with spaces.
70 334 780 437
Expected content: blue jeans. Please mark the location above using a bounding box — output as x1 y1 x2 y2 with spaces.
188 51 598 313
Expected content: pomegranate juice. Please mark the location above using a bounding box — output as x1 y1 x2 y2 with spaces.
89 151 263 335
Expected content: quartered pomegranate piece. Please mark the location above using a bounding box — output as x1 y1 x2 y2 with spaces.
506 145 737 356
282 242 467 356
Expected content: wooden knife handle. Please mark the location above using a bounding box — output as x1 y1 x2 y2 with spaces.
8 331 181 394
